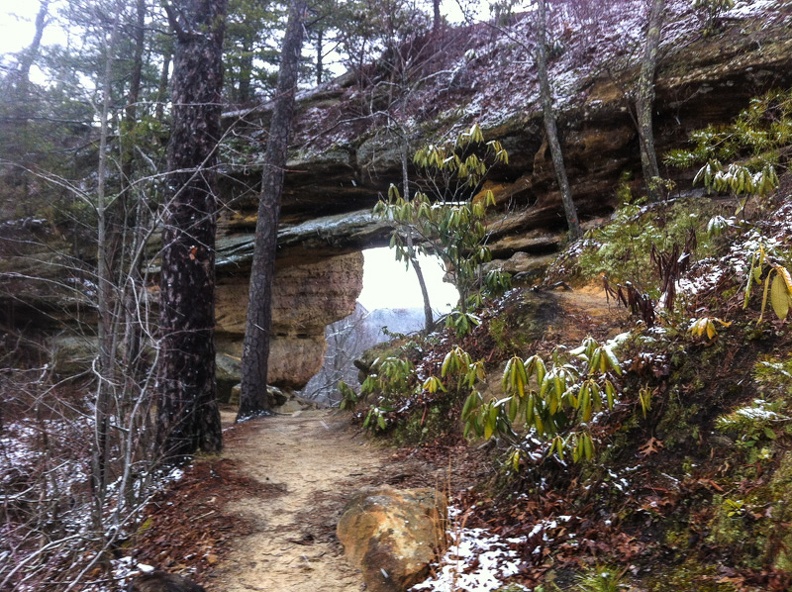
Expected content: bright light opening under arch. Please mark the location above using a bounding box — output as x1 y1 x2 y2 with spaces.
357 247 458 316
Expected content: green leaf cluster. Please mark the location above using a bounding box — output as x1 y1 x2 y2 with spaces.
462 336 623 465
374 124 512 328
688 316 731 341
576 200 711 296
740 240 792 323
715 398 786 463
360 356 414 398
338 380 360 410
666 88 792 201
574 564 629 592
356 345 486 437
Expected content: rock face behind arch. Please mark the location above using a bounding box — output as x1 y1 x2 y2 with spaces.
219 4 792 251
337 486 448 592
214 250 364 395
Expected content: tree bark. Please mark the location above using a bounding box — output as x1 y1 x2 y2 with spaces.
636 0 665 200
315 27 324 86
157 0 227 458
92 7 121 530
237 0 307 421
156 45 172 122
121 0 147 181
535 0 581 239
237 39 254 104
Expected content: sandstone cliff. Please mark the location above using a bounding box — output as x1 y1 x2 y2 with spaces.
1 0 790 391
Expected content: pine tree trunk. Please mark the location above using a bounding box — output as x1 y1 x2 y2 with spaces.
432 0 441 33
315 28 324 86
237 0 307 421
157 0 227 458
535 0 581 239
156 47 172 123
238 40 254 104
636 0 665 200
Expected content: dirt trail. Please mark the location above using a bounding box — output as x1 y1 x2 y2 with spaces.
198 286 622 592
204 409 389 592
552 283 631 343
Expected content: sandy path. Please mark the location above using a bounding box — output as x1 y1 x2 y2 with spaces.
199 286 622 592
204 409 387 592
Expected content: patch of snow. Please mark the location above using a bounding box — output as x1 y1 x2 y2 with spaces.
605 331 631 350
725 0 779 19
109 557 139 591
733 399 785 421
410 507 526 592
677 261 724 298
606 469 631 492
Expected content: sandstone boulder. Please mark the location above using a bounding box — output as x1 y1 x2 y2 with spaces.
49 334 98 377
337 486 447 592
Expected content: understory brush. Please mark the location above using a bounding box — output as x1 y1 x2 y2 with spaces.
353 185 792 590
0 368 171 591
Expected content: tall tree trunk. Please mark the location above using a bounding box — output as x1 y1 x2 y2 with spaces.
121 0 146 183
237 40 254 104
156 45 172 122
401 146 434 333
237 0 307 421
92 7 122 532
157 0 227 458
636 0 665 200
535 0 581 239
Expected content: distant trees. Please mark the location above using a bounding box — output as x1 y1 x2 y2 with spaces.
7 1 50 112
157 0 228 457
0 0 51 216
224 0 281 104
334 0 431 79
221 0 443 103
301 304 384 404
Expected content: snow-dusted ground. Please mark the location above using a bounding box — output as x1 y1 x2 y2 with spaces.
4 0 790 589
411 507 527 592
